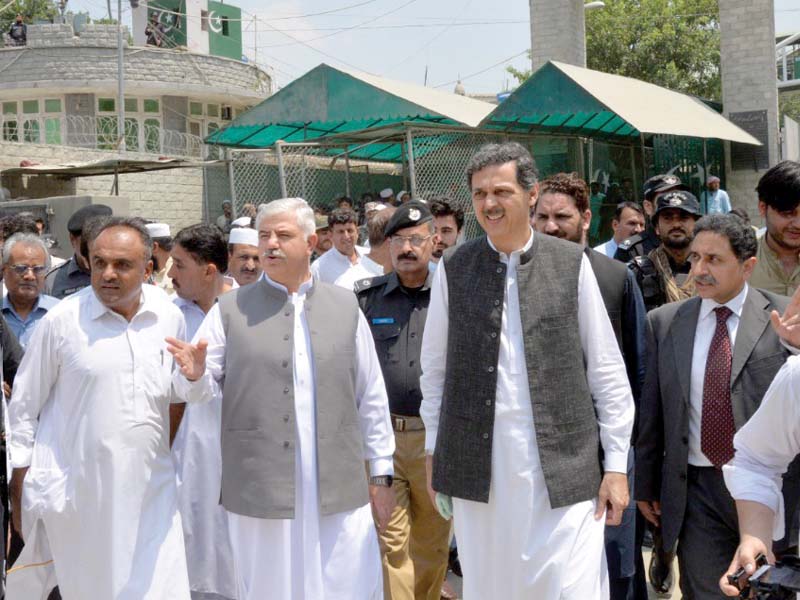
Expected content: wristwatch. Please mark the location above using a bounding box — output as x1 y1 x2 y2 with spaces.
369 475 393 487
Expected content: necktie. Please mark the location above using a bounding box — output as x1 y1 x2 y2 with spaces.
701 306 736 468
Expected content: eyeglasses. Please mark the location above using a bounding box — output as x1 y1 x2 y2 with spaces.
390 234 433 248
8 264 47 276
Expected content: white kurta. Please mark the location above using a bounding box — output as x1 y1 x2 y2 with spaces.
310 247 381 291
171 278 238 600
7 284 190 600
419 231 634 599
722 354 800 543
174 273 395 600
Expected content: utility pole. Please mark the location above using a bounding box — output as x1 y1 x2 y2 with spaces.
117 0 126 153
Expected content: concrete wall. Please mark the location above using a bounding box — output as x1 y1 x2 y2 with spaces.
0 141 205 231
719 0 779 214
530 0 586 71
0 24 270 103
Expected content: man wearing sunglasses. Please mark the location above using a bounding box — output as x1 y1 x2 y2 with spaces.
1 233 57 349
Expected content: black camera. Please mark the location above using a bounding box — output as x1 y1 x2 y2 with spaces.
728 554 800 599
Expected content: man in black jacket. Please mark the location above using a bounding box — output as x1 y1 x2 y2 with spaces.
532 171 647 600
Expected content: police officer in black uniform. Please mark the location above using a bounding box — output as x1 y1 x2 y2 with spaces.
44 204 112 300
355 201 451 599
614 174 687 263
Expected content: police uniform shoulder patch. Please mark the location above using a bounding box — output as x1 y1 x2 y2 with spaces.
618 234 642 251
354 275 385 294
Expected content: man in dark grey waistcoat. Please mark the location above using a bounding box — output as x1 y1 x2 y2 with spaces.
419 142 635 599
169 197 396 600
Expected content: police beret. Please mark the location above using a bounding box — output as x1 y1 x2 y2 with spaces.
384 200 433 237
654 190 701 218
67 204 113 234
643 174 686 200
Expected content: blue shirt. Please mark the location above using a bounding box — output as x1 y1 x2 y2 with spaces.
2 293 59 348
702 189 732 214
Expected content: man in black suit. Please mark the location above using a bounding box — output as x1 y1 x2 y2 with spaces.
636 213 799 598
532 171 648 600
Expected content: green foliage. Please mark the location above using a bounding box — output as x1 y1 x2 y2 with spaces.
507 0 721 100
586 0 721 100
1 0 59 42
780 93 800 124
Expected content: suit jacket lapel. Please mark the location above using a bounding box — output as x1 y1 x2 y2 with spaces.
670 297 701 405
730 287 770 385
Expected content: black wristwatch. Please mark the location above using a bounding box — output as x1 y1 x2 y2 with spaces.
369 475 393 487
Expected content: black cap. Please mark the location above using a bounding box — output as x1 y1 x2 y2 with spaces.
653 190 701 219
384 200 433 237
67 204 113 235
643 174 687 200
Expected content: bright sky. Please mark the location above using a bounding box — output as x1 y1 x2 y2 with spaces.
66 0 800 95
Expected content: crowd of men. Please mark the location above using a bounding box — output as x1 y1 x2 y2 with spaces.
1 145 800 600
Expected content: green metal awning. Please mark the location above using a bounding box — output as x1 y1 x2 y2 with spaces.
207 63 495 149
482 61 761 145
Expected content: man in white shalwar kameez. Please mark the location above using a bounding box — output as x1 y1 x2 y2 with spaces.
168 224 238 600
7 216 191 600
420 144 635 599
169 197 396 600
719 288 800 597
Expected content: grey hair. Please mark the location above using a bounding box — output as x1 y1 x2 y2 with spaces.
256 198 316 239
2 233 51 269
466 142 539 191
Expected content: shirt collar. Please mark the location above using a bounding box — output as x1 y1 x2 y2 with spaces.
87 284 158 321
382 270 434 297
486 227 535 265
2 293 46 315
698 282 749 323
260 271 314 296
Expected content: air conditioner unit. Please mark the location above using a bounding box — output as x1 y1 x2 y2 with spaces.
221 106 233 121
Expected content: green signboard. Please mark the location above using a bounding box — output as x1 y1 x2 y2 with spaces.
207 1 242 61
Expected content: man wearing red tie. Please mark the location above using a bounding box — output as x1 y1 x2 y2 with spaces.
635 213 800 598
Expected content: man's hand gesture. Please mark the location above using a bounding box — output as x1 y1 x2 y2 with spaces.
596 472 629 526
165 337 208 382
770 285 800 348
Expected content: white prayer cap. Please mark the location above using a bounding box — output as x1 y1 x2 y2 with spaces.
364 201 387 213
228 227 258 247
231 216 251 227
379 188 394 199
145 222 171 238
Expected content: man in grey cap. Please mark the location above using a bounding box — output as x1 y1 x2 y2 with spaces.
356 201 450 600
145 222 174 295
44 204 112 299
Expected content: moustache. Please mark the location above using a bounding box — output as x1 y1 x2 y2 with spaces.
397 252 418 261
694 274 717 286
669 227 687 235
263 250 286 259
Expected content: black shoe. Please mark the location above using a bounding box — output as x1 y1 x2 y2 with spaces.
648 549 674 597
642 528 654 549
449 546 462 578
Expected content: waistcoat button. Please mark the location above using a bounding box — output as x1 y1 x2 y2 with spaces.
490 332 497 339
283 334 290 341
283 386 290 394
482 433 489 440
487 366 495 373
496 267 503 274
493 299 500 306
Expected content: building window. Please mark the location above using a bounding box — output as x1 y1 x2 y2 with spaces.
22 100 39 114
190 101 204 117
2 102 16 115
98 98 116 113
3 120 18 142
44 99 61 113
144 99 160 114
97 116 118 150
201 10 208 31
45 117 61 144
207 104 219 118
124 98 138 113
144 118 160 153
221 17 229 36
23 119 40 143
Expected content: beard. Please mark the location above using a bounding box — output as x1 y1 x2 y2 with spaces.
663 234 692 250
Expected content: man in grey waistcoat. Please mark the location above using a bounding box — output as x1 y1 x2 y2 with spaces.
419 142 635 599
169 197 396 600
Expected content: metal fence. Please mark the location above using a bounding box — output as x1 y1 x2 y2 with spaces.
0 114 208 158
207 124 670 241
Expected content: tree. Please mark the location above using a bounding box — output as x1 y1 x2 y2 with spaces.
781 93 800 125
1 0 59 43
508 0 721 100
